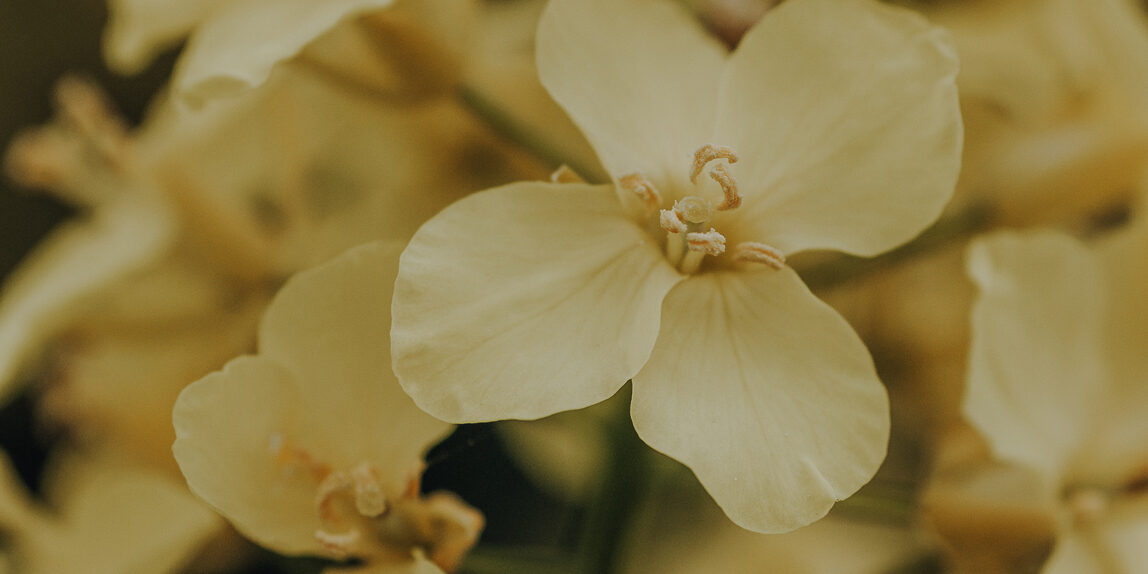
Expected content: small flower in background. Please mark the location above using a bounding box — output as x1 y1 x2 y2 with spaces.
174 242 483 573
392 0 961 533
927 218 1148 573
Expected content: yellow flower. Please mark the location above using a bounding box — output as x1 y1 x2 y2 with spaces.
391 0 961 532
962 222 1148 572
173 242 482 573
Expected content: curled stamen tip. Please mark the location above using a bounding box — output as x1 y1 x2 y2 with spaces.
686 229 726 255
708 164 742 211
352 463 388 517
619 172 662 211
690 143 739 183
660 208 687 233
550 165 584 184
735 242 786 269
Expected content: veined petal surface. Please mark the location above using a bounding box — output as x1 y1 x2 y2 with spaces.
965 231 1107 480
537 0 725 190
716 0 961 257
631 269 889 532
392 183 682 422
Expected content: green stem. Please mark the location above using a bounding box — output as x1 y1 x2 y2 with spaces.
455 85 603 183
577 384 653 574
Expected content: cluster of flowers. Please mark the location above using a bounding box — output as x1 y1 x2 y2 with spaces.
0 0 1145 572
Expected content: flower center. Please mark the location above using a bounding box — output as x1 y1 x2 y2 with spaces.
619 144 786 274
268 433 483 570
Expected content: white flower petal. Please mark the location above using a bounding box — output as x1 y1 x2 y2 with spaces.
102 0 219 74
536 0 725 188
716 0 961 257
965 231 1108 480
173 356 320 555
0 195 175 403
392 182 682 422
631 269 888 533
173 0 394 105
259 242 451 471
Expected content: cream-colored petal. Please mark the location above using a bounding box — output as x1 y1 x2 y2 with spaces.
172 356 320 555
536 0 725 189
259 241 451 475
102 0 220 74
631 269 888 533
965 231 1108 480
23 453 219 574
0 195 175 403
173 0 394 105
392 182 681 422
716 0 961 257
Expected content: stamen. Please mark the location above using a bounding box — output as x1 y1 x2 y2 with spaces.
315 470 352 525
686 229 727 255
315 528 361 560
690 144 738 183
619 172 662 212
659 208 687 234
674 196 713 225
735 242 786 270
54 77 129 171
352 463 388 518
550 165 584 184
709 164 742 211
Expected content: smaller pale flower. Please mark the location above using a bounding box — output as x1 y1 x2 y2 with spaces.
958 224 1148 573
173 242 482 573
392 0 961 532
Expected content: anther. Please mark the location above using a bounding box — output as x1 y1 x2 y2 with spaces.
708 164 741 211
674 196 713 225
315 470 352 524
660 208 687 234
352 463 388 518
619 172 662 211
315 529 361 560
690 144 738 183
735 242 786 270
550 165 584 184
686 229 726 256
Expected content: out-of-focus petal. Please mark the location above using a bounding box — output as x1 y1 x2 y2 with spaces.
173 0 394 105
103 0 219 74
0 195 175 403
716 0 961 257
631 269 888 533
393 183 681 422
22 453 219 574
536 0 725 189
965 231 1108 480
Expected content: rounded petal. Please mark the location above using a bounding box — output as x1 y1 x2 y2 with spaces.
965 231 1107 479
392 182 682 422
631 269 889 533
716 0 961 257
259 241 452 473
536 0 726 188
0 195 175 403
173 0 393 105
172 356 321 555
